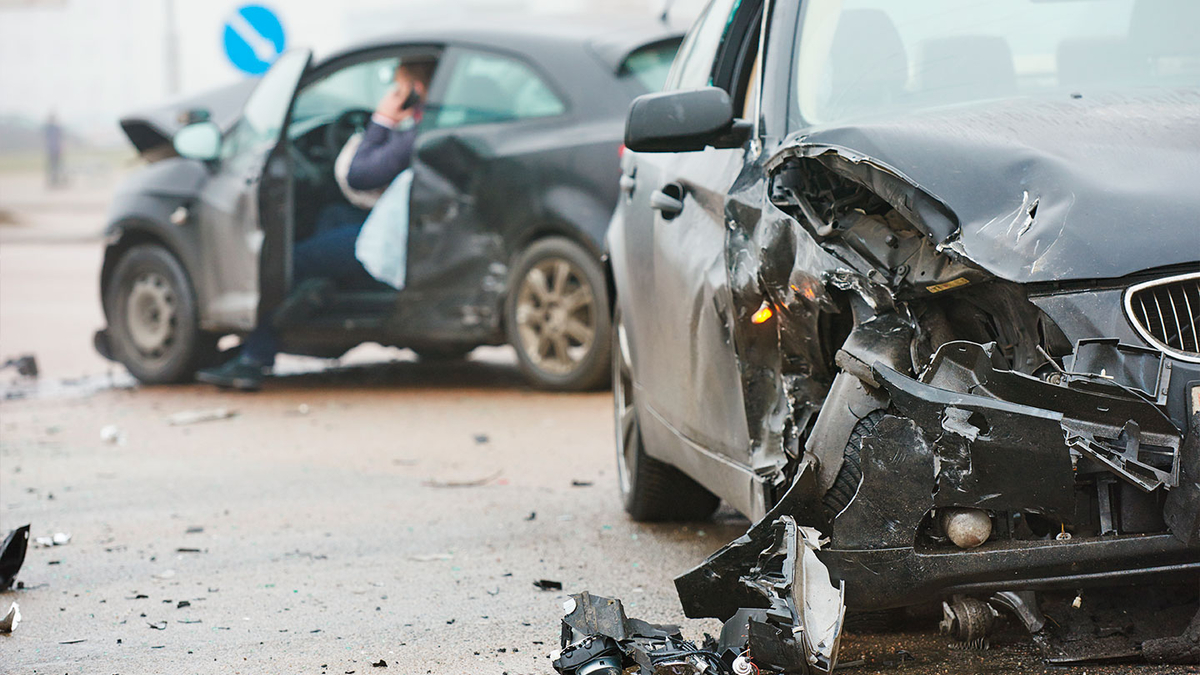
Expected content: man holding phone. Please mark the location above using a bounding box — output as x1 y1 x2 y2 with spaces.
197 59 436 391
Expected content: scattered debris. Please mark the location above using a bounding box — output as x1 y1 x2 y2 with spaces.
148 621 168 630
100 424 125 444
372 659 388 668
1 354 38 378
421 470 502 488
554 518 847 674
570 480 593 487
534 579 563 591
153 569 176 580
35 532 70 547
185 526 204 534
59 639 87 644
0 602 20 633
474 434 489 444
0 525 30 590
408 553 453 562
525 512 537 521
176 547 203 553
177 600 191 609
166 407 238 426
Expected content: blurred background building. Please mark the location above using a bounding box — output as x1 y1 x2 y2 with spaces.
0 0 705 153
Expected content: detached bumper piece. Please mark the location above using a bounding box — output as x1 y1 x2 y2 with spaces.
554 518 846 675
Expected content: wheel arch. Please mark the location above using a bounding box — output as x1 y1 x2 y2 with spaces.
101 218 204 322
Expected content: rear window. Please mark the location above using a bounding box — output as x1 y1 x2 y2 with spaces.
618 39 683 93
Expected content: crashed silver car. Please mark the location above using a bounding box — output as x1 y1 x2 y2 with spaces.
566 0 1200 672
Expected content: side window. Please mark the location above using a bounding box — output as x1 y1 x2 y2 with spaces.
665 0 739 90
289 57 401 133
433 50 565 129
220 49 310 162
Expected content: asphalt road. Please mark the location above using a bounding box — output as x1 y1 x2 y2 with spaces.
1 174 1195 674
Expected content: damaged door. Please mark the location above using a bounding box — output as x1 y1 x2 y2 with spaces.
190 49 311 330
401 46 567 337
620 0 758 516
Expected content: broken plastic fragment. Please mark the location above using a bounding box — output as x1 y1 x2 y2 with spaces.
166 407 237 426
0 525 30 591
0 602 21 633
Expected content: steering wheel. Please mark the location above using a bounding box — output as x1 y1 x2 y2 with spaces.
324 108 373 160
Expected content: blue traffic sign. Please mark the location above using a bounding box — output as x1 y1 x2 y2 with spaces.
223 4 286 76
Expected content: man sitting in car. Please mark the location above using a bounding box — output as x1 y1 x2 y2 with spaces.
196 58 436 391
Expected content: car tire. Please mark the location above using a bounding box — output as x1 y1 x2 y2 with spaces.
613 306 721 522
104 244 211 384
822 410 886 520
505 237 611 391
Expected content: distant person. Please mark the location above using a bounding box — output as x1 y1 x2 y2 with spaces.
196 59 435 391
44 113 63 188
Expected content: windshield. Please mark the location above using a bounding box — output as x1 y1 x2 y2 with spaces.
618 38 684 93
791 0 1200 128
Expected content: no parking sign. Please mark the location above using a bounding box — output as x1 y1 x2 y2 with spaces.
223 4 287 75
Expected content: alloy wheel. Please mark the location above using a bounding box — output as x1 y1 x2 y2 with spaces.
125 271 177 358
614 312 637 496
514 257 597 376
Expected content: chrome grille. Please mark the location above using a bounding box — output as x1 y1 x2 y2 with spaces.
1125 271 1200 362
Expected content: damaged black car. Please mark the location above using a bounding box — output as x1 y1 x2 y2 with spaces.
96 21 681 390
595 0 1200 671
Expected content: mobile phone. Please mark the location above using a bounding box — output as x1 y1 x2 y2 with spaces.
401 90 422 110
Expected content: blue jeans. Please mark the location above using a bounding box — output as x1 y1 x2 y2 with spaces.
240 206 373 365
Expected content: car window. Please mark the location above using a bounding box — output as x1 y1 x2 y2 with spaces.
221 49 310 162
664 0 740 90
790 0 1200 128
618 39 683 93
290 57 400 133
433 50 565 128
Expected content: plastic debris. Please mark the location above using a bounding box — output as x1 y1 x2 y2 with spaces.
35 532 70 548
166 407 238 426
372 659 388 668
422 470 502 488
0 602 19 633
0 525 30 590
534 579 563 591
1 354 38 378
100 425 125 445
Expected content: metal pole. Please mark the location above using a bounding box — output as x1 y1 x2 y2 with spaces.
164 0 180 96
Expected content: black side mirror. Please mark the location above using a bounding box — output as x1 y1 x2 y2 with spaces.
624 87 752 153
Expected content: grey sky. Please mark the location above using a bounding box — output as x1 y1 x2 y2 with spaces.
0 0 703 144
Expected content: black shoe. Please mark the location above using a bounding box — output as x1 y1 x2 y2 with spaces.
272 278 334 329
195 357 267 391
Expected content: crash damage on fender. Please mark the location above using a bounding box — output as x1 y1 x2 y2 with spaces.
564 92 1200 673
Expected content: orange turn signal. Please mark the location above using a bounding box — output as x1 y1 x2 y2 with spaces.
751 303 774 324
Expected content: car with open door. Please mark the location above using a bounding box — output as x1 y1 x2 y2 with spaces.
607 0 1200 669
96 19 682 390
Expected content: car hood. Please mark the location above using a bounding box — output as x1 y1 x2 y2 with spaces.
790 88 1200 283
120 79 257 158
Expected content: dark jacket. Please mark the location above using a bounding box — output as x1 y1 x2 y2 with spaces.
346 116 419 191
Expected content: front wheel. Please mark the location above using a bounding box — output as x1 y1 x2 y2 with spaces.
505 237 611 391
613 306 720 522
104 244 213 384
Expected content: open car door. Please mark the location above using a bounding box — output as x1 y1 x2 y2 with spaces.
191 49 311 331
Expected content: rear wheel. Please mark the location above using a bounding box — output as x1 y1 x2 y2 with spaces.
613 306 720 522
104 244 213 384
506 237 611 391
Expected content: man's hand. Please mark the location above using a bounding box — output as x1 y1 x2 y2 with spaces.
373 83 415 125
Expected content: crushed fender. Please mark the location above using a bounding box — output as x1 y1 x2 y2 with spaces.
552 517 845 675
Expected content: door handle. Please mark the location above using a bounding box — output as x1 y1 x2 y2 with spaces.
650 182 685 219
619 173 636 195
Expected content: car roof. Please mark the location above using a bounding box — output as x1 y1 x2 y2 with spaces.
321 16 682 74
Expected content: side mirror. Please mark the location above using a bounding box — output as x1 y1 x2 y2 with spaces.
624 87 752 153
173 121 222 161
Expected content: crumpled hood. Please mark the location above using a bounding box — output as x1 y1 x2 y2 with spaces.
794 88 1200 283
120 79 257 158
